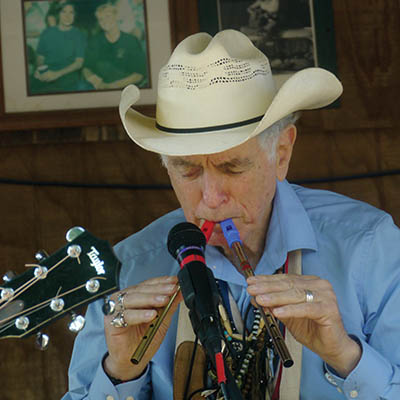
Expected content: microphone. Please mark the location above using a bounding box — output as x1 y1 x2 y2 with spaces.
167 222 222 355
168 222 244 400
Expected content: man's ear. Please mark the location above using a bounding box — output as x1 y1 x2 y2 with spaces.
276 124 297 181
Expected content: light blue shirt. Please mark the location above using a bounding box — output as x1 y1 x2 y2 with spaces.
62 180 400 399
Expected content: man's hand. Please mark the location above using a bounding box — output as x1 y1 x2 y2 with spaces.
103 276 182 381
247 274 362 377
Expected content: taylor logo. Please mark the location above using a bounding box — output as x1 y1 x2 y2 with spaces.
87 246 106 275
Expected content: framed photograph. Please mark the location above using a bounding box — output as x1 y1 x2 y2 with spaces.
0 0 173 130
198 0 338 89
24 0 151 95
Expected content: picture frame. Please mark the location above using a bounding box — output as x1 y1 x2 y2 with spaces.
198 0 338 89
0 0 191 131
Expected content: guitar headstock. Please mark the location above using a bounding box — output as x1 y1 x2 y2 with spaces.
0 227 121 340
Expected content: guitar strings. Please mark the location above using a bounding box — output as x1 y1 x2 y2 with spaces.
0 276 108 329
0 301 50 334
0 254 70 311
0 263 51 307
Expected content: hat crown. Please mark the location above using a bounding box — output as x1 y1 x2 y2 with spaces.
156 30 277 131
168 30 261 62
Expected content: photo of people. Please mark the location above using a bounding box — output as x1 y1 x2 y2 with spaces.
23 0 149 96
217 0 315 73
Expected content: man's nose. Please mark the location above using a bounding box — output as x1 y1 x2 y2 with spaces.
201 171 228 209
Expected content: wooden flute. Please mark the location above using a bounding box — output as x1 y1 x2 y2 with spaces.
131 288 180 364
220 219 293 368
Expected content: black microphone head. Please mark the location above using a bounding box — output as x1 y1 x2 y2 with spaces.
167 222 206 259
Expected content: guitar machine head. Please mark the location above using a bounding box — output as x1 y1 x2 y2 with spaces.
0 227 121 349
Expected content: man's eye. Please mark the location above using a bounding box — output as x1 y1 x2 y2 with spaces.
223 167 246 175
181 168 202 178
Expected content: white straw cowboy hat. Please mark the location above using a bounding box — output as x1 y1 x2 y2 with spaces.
119 29 342 156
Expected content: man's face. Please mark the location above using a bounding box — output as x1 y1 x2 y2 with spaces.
96 5 118 32
166 133 294 255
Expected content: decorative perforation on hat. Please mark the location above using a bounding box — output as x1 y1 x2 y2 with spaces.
159 58 271 91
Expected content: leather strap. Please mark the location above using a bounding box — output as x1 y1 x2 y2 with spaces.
173 303 204 400
175 302 196 348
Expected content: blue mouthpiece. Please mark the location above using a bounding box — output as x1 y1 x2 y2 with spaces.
220 219 242 248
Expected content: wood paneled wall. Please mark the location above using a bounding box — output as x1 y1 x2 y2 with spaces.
0 1 399 398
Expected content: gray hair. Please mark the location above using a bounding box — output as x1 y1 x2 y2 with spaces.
160 153 168 168
159 112 300 167
257 112 301 160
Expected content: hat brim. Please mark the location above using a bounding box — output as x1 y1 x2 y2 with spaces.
119 67 342 156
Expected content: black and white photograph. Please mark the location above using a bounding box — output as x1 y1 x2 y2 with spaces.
216 0 315 73
23 0 150 96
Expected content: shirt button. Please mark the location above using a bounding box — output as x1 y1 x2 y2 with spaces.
106 396 114 400
350 390 359 398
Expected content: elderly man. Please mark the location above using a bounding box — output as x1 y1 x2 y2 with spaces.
63 30 400 400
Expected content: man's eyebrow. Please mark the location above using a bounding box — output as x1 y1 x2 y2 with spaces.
169 158 199 168
168 157 254 169
216 157 254 169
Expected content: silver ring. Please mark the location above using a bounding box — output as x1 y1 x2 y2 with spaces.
117 291 127 311
110 311 128 328
102 298 116 316
305 289 314 303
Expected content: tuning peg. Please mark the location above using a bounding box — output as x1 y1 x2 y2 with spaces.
2 270 16 283
50 297 65 312
66 226 85 242
34 265 48 280
35 332 50 351
15 316 30 330
1 287 15 301
35 249 49 262
68 312 85 333
86 279 100 294
67 244 82 259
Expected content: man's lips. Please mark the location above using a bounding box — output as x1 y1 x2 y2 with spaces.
199 220 229 246
199 218 238 226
